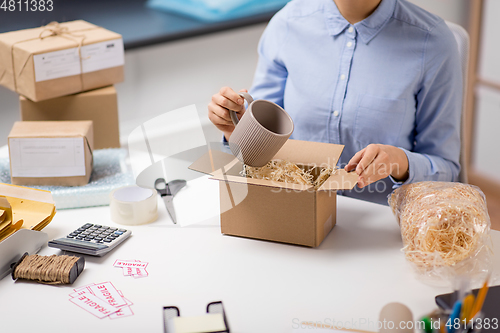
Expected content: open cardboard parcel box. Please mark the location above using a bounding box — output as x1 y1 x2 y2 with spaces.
189 139 358 247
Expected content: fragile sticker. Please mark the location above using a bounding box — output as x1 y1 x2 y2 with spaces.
69 282 133 319
114 259 149 278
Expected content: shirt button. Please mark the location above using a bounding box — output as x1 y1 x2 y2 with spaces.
333 110 339 117
340 74 346 80
347 42 353 47
348 27 354 33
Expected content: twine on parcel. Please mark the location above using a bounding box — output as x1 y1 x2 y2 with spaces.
10 21 91 92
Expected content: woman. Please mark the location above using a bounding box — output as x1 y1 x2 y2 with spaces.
208 0 462 205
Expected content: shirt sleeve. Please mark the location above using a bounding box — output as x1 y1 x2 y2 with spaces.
249 7 289 107
397 20 462 187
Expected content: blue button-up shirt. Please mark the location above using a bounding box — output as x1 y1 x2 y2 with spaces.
249 0 462 205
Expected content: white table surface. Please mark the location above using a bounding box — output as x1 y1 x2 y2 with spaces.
0 178 499 333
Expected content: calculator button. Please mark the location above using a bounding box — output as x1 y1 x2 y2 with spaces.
114 231 124 235
69 232 78 236
118 229 127 232
95 237 103 241
108 227 117 231
103 239 112 243
94 225 102 228
67 235 75 238
77 228 86 232
90 233 99 236
83 223 93 228
76 237 84 240
101 226 109 230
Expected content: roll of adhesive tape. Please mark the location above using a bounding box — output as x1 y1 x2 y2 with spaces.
110 186 158 225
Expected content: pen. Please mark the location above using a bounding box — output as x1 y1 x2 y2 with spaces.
421 316 433 333
447 300 462 333
469 275 490 319
460 294 475 322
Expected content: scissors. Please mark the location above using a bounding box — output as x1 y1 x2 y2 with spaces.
154 178 186 224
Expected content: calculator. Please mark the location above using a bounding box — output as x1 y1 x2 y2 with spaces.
48 223 132 256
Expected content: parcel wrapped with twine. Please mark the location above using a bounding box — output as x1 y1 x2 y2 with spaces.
389 181 492 282
0 20 124 101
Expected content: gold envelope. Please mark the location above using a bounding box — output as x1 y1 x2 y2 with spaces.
0 196 13 237
0 183 55 240
0 195 25 242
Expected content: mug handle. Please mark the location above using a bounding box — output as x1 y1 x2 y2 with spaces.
230 92 254 126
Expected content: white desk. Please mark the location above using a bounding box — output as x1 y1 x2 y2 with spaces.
1 185 499 333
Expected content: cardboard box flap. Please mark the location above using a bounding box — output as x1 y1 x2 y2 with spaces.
318 169 359 191
188 150 240 176
209 172 314 191
190 150 313 191
273 139 344 167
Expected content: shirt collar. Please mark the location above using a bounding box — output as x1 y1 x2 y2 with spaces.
324 0 396 44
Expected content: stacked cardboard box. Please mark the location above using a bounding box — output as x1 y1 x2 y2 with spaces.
8 121 94 186
0 20 124 186
19 86 120 150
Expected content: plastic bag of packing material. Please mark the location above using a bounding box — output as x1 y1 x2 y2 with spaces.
389 181 492 285
146 0 291 22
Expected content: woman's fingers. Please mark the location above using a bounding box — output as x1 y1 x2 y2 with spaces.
220 86 244 108
354 144 379 176
213 93 243 113
345 147 365 172
208 102 233 126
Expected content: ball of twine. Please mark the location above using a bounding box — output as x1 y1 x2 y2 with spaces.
12 254 81 284
389 182 490 268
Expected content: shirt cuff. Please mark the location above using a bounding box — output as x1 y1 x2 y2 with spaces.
389 147 418 189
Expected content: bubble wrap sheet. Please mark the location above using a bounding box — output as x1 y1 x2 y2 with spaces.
0 149 134 210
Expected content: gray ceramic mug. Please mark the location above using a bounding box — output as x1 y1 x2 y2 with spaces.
228 92 294 167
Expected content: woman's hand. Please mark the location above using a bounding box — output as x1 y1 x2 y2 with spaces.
345 144 409 188
208 86 248 140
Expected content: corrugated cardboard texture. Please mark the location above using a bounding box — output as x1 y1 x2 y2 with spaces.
190 139 359 247
190 140 357 191
220 180 317 247
0 20 124 101
8 121 94 186
318 169 359 191
315 190 337 246
20 86 120 149
273 139 344 167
